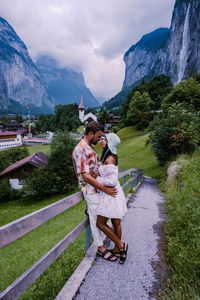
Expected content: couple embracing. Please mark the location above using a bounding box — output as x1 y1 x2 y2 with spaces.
72 121 128 264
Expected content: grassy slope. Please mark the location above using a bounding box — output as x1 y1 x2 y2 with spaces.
27 144 50 156
162 150 200 299
117 126 162 179
118 134 162 179
95 126 162 178
0 191 77 226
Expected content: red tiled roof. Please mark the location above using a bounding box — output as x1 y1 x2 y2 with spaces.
0 131 18 136
0 152 48 177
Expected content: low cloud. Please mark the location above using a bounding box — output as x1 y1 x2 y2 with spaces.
0 0 175 99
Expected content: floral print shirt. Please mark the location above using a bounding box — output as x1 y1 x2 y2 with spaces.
72 139 99 194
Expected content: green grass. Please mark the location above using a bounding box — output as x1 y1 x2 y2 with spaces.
0 200 86 299
76 125 84 133
161 149 200 299
27 144 50 156
95 126 162 179
118 133 163 179
117 125 142 138
0 191 77 227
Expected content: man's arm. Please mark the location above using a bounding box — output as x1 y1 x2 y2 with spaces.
82 172 118 197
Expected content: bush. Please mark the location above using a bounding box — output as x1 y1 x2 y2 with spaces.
0 146 29 172
148 103 200 165
25 168 54 199
126 91 153 129
0 180 12 202
162 77 200 111
26 131 77 199
0 180 22 202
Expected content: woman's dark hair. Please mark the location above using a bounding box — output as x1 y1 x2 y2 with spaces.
85 121 104 135
100 144 118 165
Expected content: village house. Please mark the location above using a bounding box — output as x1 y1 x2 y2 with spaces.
108 112 121 125
0 152 48 189
4 121 23 131
0 131 22 150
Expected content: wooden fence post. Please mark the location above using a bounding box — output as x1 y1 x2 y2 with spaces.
122 175 126 194
130 171 133 189
85 220 92 251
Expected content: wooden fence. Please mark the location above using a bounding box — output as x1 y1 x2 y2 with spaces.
0 168 143 300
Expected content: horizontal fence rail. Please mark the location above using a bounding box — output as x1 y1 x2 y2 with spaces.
0 219 89 300
0 168 143 300
0 191 83 248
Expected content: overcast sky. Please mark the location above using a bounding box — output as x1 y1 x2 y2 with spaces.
1 0 175 100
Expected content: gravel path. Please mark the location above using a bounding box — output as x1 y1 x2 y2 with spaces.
74 177 165 300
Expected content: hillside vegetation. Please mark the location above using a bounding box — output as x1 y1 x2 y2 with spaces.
163 149 200 299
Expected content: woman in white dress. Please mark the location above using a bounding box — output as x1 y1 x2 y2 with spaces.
90 133 128 264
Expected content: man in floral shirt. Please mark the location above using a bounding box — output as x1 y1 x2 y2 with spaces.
72 121 117 260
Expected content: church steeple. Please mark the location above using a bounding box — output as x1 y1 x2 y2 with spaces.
78 95 85 110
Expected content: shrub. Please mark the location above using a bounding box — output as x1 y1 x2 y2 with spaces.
0 146 29 172
26 131 77 199
126 91 153 129
25 168 54 199
148 103 200 164
162 77 200 111
0 180 12 202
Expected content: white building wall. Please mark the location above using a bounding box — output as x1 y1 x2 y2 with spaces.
9 178 23 189
0 134 22 151
79 109 85 123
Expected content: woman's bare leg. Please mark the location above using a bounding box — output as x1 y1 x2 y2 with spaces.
96 215 123 250
111 218 122 254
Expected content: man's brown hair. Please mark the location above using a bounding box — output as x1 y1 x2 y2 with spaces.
85 121 104 135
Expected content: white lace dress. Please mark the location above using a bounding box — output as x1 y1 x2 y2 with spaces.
96 164 127 219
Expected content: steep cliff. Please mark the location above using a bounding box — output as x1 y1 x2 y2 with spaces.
123 0 200 89
165 0 200 84
36 55 99 108
0 17 53 112
123 28 170 88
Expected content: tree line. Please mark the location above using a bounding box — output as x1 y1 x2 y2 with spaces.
35 104 81 132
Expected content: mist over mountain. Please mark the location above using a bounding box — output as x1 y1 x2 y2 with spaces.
35 55 99 108
0 17 99 114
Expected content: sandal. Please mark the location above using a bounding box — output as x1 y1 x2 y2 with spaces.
97 249 117 262
110 249 120 258
119 243 128 264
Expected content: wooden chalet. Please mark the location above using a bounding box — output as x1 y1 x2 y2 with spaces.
0 152 48 189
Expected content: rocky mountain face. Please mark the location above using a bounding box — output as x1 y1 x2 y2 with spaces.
36 55 99 108
0 17 53 113
123 0 200 89
0 17 98 113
